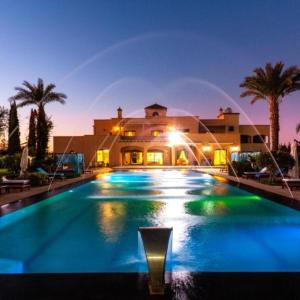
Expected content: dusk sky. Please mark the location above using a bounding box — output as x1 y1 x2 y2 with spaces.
0 0 300 147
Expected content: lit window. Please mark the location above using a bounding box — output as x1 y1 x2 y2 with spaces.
213 150 227 165
96 149 109 164
124 131 136 137
147 152 163 165
152 130 162 137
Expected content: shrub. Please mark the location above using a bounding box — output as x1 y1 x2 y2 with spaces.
256 151 294 182
29 172 49 186
2 154 21 176
228 160 253 177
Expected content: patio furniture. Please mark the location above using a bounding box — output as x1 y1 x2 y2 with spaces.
255 168 287 182
242 167 268 179
37 168 65 180
2 177 31 191
0 185 9 194
282 179 300 190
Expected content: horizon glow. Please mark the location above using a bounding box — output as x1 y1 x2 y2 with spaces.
0 0 300 148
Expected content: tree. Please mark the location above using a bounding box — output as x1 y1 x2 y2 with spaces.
256 151 294 183
11 78 67 160
296 124 300 134
0 106 8 137
28 109 37 156
7 101 21 155
240 62 300 151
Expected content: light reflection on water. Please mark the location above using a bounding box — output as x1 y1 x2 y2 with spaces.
1 169 300 273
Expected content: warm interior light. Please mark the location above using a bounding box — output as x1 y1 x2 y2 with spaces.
168 131 182 146
230 146 240 152
113 126 121 132
202 145 212 152
167 125 175 131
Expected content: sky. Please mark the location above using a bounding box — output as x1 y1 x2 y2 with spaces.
0 0 300 148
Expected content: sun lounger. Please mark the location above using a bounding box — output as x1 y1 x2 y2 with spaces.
0 185 9 194
242 167 268 179
2 177 31 191
255 168 288 182
37 168 65 180
282 179 300 190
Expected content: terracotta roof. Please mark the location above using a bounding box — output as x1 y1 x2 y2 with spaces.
145 103 167 110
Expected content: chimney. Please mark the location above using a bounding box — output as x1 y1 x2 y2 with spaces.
117 107 122 119
217 107 224 119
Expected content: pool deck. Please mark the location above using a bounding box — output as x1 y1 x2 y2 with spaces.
195 168 300 209
0 168 112 214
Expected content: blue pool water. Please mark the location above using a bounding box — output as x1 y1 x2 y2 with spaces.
0 170 300 273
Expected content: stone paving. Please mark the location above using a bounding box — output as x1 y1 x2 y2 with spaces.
0 168 112 207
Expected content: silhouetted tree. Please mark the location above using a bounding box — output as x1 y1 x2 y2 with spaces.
0 106 8 137
11 78 67 160
7 101 21 155
240 62 300 151
28 109 37 156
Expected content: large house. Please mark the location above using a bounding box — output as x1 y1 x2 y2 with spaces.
53 103 270 167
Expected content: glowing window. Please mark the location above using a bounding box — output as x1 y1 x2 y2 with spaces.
124 131 136 137
96 149 109 164
176 150 188 165
152 130 162 137
124 151 143 165
147 152 163 165
213 150 226 165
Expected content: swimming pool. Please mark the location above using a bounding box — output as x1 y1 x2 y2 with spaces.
0 170 300 273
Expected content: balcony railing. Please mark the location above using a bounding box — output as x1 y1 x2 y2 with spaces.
119 135 169 142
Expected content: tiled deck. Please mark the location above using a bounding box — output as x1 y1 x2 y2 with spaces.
197 168 300 205
0 168 112 213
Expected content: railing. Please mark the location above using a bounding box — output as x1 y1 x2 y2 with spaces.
119 136 169 142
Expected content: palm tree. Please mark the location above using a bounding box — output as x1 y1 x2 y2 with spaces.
0 106 8 136
297 124 300 134
12 78 67 160
240 62 300 151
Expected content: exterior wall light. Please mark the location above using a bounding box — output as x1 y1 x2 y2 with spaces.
202 145 212 152
230 146 240 152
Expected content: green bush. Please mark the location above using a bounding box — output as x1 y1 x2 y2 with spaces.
256 151 294 182
29 172 49 186
0 154 21 175
29 155 58 172
228 160 254 177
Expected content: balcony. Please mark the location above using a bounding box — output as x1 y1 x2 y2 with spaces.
119 135 169 142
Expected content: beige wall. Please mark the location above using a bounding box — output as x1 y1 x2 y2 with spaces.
53 111 270 167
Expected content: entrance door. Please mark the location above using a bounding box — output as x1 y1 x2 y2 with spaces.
214 150 226 165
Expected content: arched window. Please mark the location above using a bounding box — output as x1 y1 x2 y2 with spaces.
152 111 159 117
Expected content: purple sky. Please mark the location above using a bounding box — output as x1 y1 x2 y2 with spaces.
0 0 300 148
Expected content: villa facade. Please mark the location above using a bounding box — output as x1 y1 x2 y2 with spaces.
53 104 270 167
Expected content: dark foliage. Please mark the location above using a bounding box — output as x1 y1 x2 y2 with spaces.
7 101 21 155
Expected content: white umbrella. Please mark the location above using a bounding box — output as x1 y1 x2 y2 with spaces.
20 146 29 178
290 141 299 178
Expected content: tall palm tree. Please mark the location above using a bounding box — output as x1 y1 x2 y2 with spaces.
12 78 67 160
297 124 300 134
240 62 300 151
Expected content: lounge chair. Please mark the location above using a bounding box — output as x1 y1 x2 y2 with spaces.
282 178 300 190
242 167 268 179
2 177 31 191
37 168 65 180
255 168 287 181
